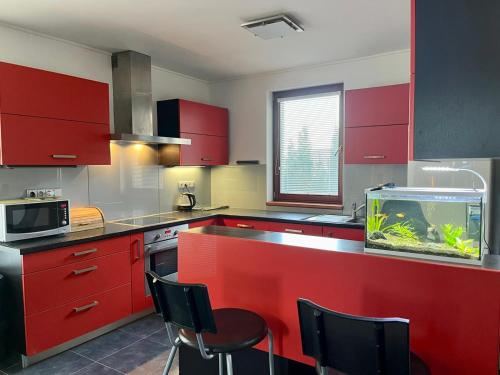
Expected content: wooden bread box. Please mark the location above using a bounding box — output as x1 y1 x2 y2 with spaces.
70 207 105 232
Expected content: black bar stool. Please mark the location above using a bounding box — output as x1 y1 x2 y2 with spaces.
146 271 275 375
297 299 430 375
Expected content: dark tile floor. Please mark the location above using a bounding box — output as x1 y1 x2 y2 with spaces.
0 314 178 375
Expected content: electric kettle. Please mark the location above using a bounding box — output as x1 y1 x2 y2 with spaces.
176 192 196 211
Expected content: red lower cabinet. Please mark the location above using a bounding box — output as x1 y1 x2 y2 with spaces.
25 284 131 355
188 218 220 228
344 124 408 164
23 251 131 316
322 226 365 241
220 218 270 231
265 222 323 236
130 233 152 313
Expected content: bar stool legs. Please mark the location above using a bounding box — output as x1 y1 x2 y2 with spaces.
218 354 223 375
163 338 180 375
268 329 275 375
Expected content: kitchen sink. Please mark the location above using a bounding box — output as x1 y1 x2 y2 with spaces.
303 214 365 225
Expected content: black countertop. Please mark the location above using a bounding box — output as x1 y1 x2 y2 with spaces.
186 226 500 272
0 208 364 254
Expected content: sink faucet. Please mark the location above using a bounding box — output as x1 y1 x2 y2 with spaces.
351 202 366 220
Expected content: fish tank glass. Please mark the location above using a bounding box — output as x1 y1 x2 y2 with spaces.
365 187 484 265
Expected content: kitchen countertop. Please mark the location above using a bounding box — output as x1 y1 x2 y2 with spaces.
187 226 500 271
0 208 364 254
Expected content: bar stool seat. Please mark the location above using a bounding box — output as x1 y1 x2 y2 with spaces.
179 308 268 353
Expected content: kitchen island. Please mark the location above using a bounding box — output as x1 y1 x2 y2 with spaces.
178 226 500 375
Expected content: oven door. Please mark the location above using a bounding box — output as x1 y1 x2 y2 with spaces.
144 239 178 295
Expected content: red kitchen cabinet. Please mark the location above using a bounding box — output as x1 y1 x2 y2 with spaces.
221 218 270 231
23 236 130 274
179 133 228 166
322 227 364 241
0 61 111 166
345 84 410 128
157 99 228 137
0 114 110 166
25 284 131 355
157 99 229 166
0 61 109 124
188 218 220 228
23 251 131 316
344 124 408 164
130 233 152 313
265 222 323 236
160 133 228 167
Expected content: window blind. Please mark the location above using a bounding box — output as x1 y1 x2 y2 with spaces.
278 91 341 196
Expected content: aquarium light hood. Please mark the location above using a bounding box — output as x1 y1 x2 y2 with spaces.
421 166 487 201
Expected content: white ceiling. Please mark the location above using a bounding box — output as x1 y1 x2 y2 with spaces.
0 0 410 81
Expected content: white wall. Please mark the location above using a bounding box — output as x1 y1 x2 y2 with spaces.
0 23 212 219
209 50 410 213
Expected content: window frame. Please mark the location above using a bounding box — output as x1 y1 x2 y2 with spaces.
272 83 344 205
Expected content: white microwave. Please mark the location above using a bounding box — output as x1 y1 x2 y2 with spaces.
0 199 70 242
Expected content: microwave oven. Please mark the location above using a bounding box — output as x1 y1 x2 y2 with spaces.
0 199 70 242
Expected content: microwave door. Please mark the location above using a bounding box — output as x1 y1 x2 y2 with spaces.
6 202 60 234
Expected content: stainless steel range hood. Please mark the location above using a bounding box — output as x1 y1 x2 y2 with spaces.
110 51 190 145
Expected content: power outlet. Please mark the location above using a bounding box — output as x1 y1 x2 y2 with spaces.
26 188 63 199
178 181 195 191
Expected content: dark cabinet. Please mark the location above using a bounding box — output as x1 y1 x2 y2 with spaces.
412 0 500 159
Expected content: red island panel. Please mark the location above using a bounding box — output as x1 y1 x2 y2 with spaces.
178 230 500 375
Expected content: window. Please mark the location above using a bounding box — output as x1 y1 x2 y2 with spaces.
273 84 343 205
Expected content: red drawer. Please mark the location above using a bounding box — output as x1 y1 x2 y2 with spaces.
23 236 130 274
345 84 410 127
179 99 228 136
188 218 220 229
0 114 110 166
0 61 109 124
344 124 408 164
25 284 131 355
322 227 365 241
221 218 270 231
23 251 131 316
265 222 323 236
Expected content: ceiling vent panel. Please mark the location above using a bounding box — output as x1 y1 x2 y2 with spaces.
241 14 304 40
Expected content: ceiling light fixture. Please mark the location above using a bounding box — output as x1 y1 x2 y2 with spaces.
241 14 304 40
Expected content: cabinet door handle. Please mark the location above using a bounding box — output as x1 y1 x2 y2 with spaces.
52 154 78 159
201 157 213 162
132 238 141 261
285 228 304 234
73 248 97 257
72 265 98 275
237 224 254 229
363 155 385 159
73 301 99 313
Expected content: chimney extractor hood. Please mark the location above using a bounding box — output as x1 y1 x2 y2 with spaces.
110 51 190 146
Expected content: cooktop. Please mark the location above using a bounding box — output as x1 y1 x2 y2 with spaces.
112 214 178 227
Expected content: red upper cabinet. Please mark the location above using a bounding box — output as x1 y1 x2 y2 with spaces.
345 84 409 128
157 99 228 137
0 114 110 166
0 61 111 166
0 61 109 124
157 99 229 166
345 124 408 164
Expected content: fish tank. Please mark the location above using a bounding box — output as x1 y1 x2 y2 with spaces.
364 187 484 265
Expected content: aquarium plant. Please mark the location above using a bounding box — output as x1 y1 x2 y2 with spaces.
441 224 479 257
367 199 418 240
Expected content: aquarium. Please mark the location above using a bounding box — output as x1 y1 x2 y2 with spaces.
364 187 484 265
